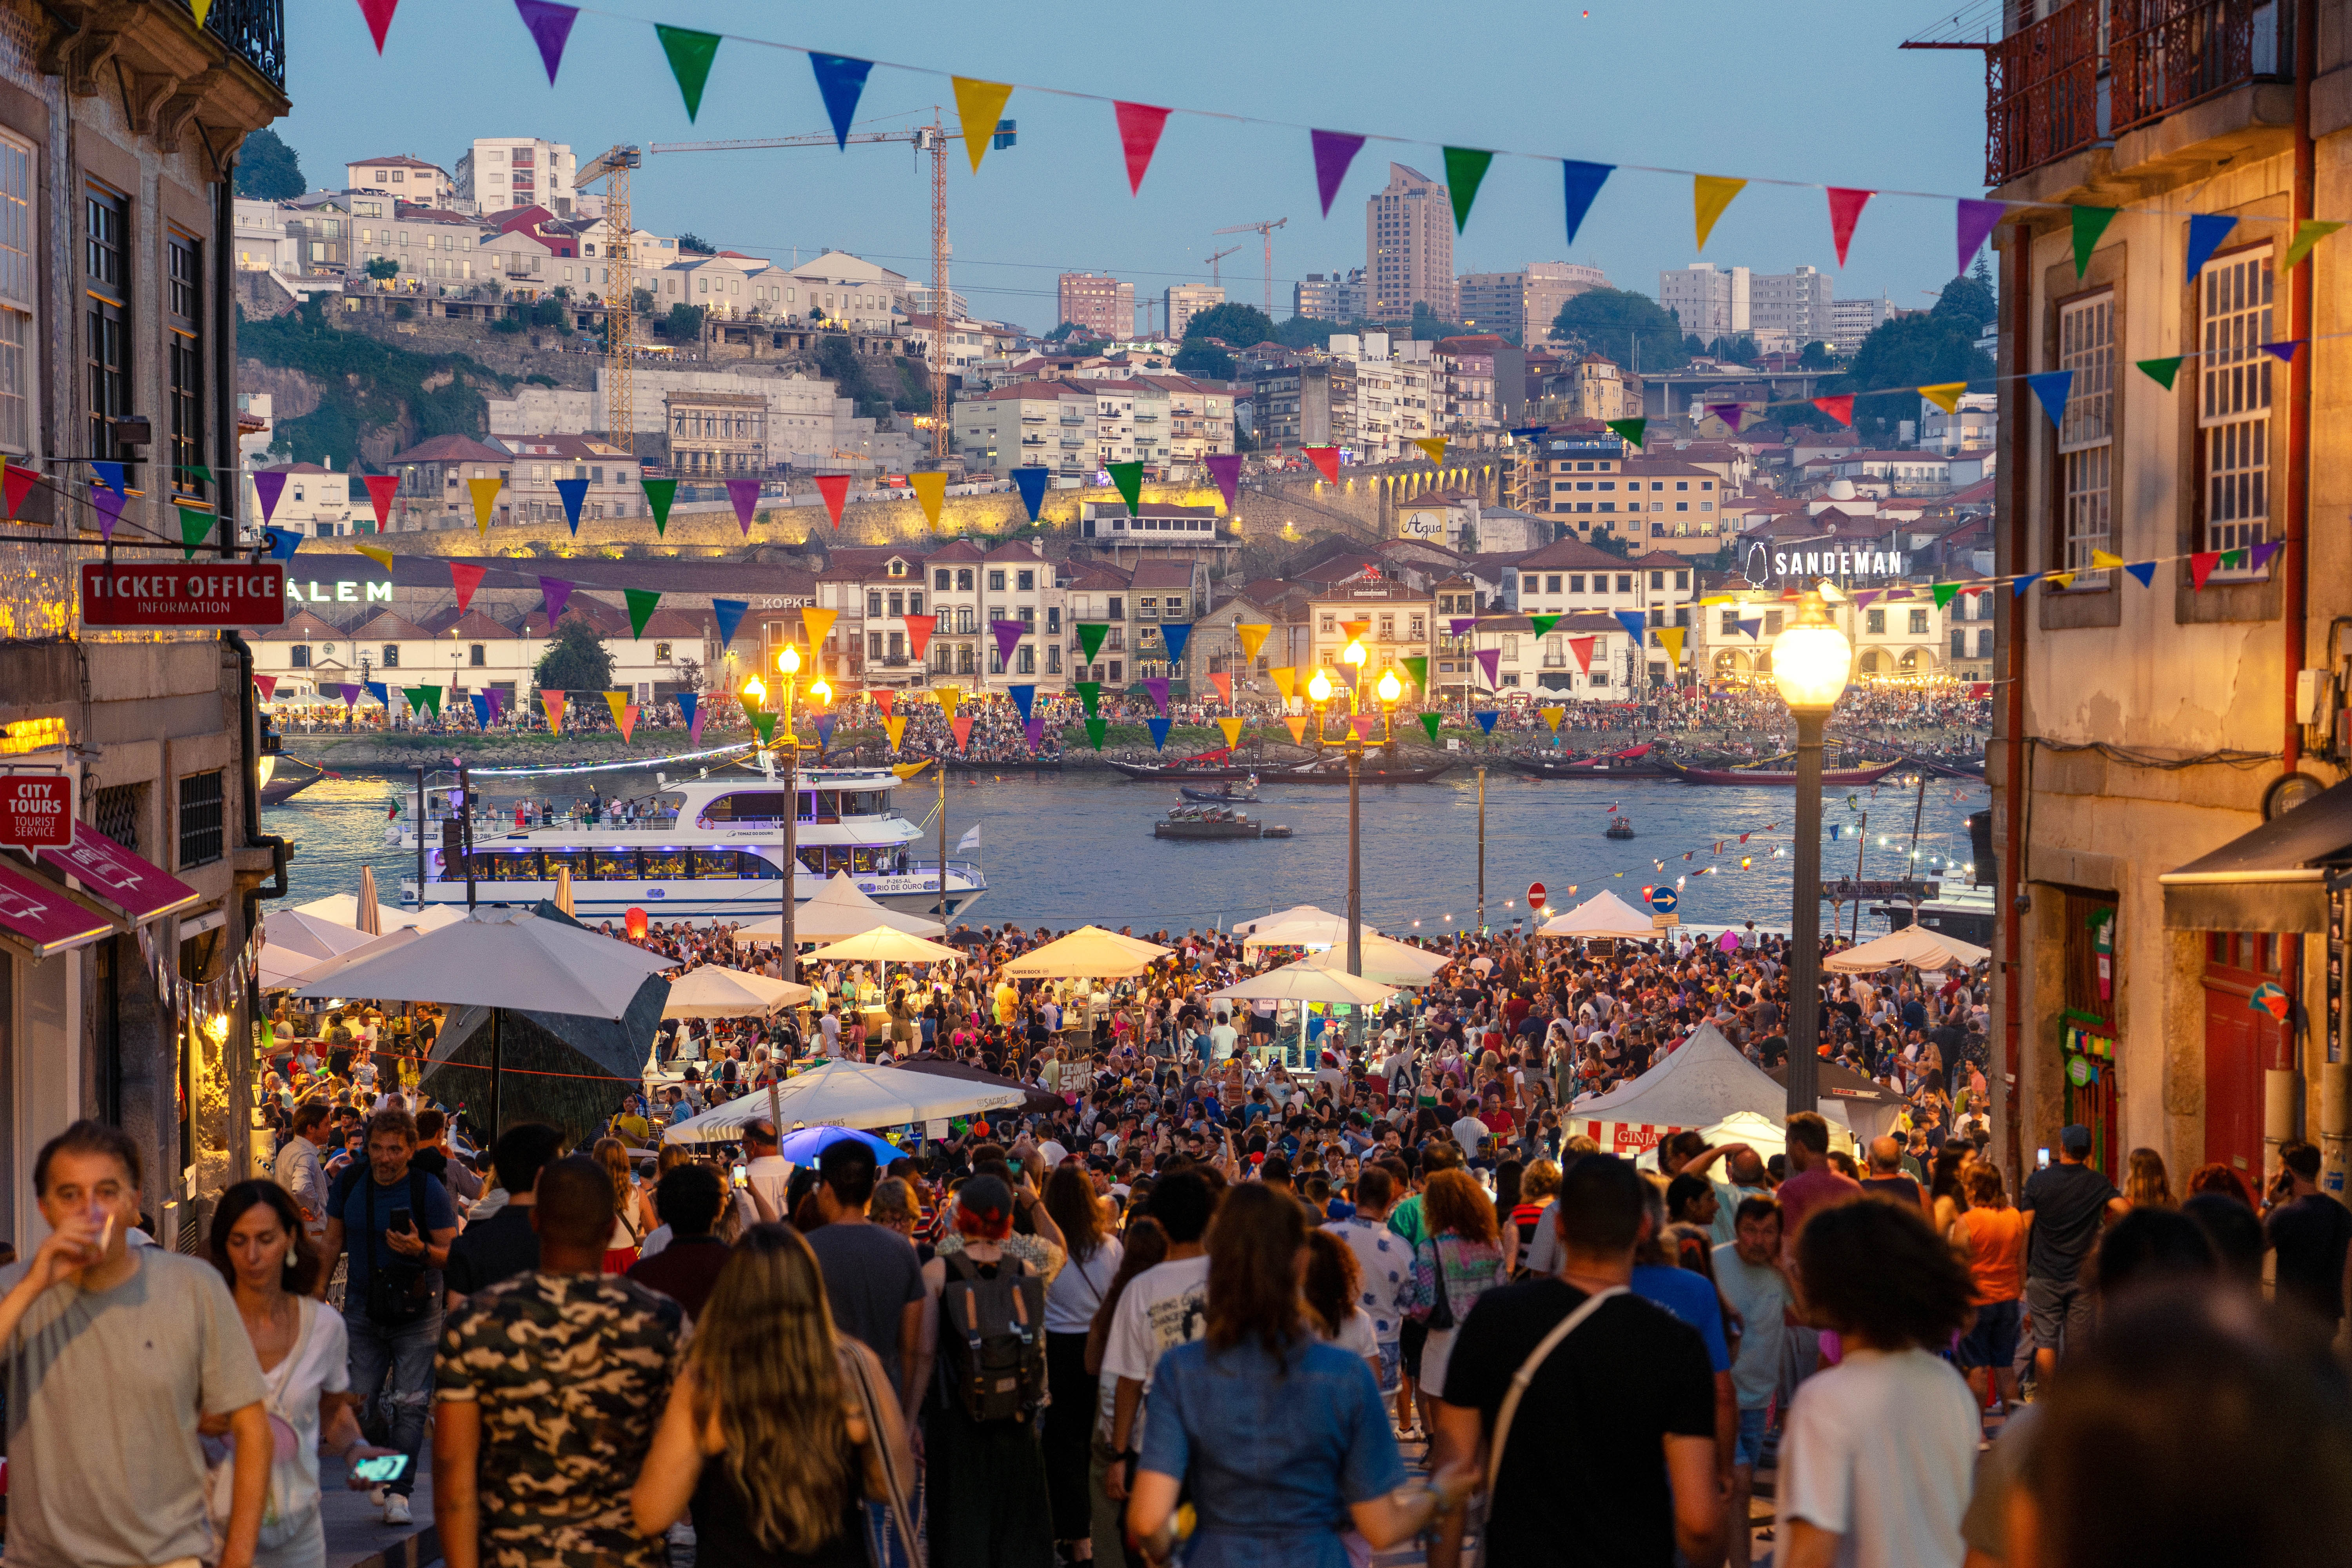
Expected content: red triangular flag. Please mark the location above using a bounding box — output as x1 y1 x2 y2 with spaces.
1569 636 1595 673
357 0 398 52
1114 102 1172 196
950 714 974 752
1305 446 1341 483
363 474 399 530
2190 550 2222 589
1826 188 1873 267
814 473 849 528
904 613 937 660
0 458 34 519
1811 394 1855 427
1209 671 1233 703
448 561 484 615
874 690 896 719
1740 832 1751 844
253 674 278 701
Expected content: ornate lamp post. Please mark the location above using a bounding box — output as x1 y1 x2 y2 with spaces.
1771 589 1853 1115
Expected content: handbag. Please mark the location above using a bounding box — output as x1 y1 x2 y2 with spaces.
206 1298 321 1553
841 1340 925 1568
1465 1285 1625 1568
1425 1237 1457 1332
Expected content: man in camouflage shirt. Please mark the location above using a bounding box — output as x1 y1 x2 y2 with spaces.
433 1155 684 1568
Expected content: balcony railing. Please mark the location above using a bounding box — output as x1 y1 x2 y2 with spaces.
1987 0 2103 185
175 0 287 89
2110 0 2271 134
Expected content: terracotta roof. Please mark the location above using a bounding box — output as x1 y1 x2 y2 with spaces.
503 434 636 462
1062 562 1132 590
1130 563 1198 590
346 610 439 641
636 608 710 639
926 540 987 563
389 434 508 465
984 540 1047 563
1631 550 1691 568
349 154 447 172
1510 537 1634 572
962 380 1090 403
256 462 338 475
253 608 345 641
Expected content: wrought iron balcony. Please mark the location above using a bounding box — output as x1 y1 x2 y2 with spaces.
174 0 285 89
2110 0 2276 134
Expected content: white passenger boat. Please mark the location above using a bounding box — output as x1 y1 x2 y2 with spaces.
393 763 986 924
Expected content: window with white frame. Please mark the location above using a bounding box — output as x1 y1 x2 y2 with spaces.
2057 291 2113 578
0 133 30 454
2199 248 2275 567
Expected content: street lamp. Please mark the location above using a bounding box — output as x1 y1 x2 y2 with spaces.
1772 588 1853 1116
774 644 807 985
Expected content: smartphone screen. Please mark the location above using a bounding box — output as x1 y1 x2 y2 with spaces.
350 1453 412 1483
388 1206 413 1233
733 1164 747 1183
2035 1148 2050 1171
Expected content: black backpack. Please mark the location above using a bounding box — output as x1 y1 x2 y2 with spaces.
937 1252 1047 1424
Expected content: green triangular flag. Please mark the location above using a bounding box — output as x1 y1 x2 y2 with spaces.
1106 462 1144 517
1076 625 1109 664
624 587 661 638
2136 356 2184 390
641 478 678 535
2072 206 2118 278
181 462 213 487
750 711 778 745
1400 655 1428 690
178 505 214 559
1932 582 1961 610
403 686 426 715
1419 712 1443 744
655 25 722 122
1442 147 1495 234
1605 417 1647 449
1529 614 1561 638
416 685 441 719
2283 220 2345 270
2220 546 2248 569
1085 717 1108 751
1075 681 1103 717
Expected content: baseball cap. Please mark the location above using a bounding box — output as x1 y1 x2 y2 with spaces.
2060 1123 2093 1154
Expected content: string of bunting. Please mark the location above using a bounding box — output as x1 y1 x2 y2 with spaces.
134 920 268 1028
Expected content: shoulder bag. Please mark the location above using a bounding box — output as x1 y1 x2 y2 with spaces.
1466 1285 1626 1568
842 1340 926 1567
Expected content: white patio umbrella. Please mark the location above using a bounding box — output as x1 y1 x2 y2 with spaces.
264 926 426 994
1237 905 1349 948
1537 890 1660 941
666 1057 1028 1139
295 894 464 934
661 965 811 1019
732 872 948 942
1211 962 1397 1007
1307 933 1449 987
258 911 401 992
801 927 964 965
999 925 1171 979
1822 924 1990 973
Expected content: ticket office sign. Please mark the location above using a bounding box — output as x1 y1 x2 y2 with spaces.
80 563 288 627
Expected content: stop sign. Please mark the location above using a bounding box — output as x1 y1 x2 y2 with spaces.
1527 881 1546 908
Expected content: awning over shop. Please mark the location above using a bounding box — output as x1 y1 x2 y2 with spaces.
0 857 119 960
36 821 199 924
2159 777 2352 933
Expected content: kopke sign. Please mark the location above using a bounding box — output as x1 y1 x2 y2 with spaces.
0 771 73 852
80 563 287 627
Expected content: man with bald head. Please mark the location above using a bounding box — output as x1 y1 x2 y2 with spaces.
1856 1134 1931 1220
1679 1140 1775 1248
433 1154 684 1568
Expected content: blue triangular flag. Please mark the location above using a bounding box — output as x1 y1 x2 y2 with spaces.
1148 715 1171 751
1473 710 1500 735
809 54 873 150
2125 560 2156 588
1830 824 1842 840
1614 609 1648 644
1561 160 1613 246
1159 622 1192 666
710 597 748 650
2185 213 2236 283
1737 617 1762 640
813 713 837 749
1012 466 1048 521
1008 683 1036 724
470 693 491 728
676 691 698 730
553 477 590 535
261 526 302 561
365 681 390 706
2025 370 2074 426
2012 572 2043 597
90 460 125 496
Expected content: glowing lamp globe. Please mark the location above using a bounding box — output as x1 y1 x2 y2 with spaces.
809 678 833 706
1376 669 1403 703
778 644 801 675
1343 640 1367 667
1771 593 1852 713
1307 670 1334 704
742 674 767 710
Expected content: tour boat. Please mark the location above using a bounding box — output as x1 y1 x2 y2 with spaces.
1654 757 1907 787
1503 744 1662 779
1180 778 1260 804
392 763 987 923
1154 805 1291 840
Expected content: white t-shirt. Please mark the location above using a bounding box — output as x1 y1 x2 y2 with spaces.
1043 1238 1124 1334
1100 1254 1212 1394
1209 1023 1238 1060
1324 1304 1378 1363
1451 1114 1491 1157
1776 1347 1978 1568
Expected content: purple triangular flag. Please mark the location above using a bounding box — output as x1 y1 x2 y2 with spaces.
1024 716 1045 748
1448 617 1477 638
2261 339 2303 364
1312 129 1365 218
725 478 760 534
339 684 361 708
1205 452 1242 510
539 575 573 621
485 688 505 723
1957 198 2005 275
2250 540 2284 572
1144 677 1171 714
991 619 1025 664
1473 648 1501 686
513 0 577 85
1704 402 1746 432
252 470 287 525
1851 589 1879 609
92 485 126 542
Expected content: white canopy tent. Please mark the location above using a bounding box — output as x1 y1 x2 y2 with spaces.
666 1058 1028 1139
1566 1024 1853 1156
1306 933 1448 988
293 895 465 934
1210 962 1397 1008
998 926 1170 980
731 873 949 943
1237 906 1350 949
800 928 964 965
1822 924 1990 973
1538 891 1660 942
660 965 811 1019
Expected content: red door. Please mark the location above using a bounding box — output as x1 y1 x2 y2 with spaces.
2203 932 2284 1180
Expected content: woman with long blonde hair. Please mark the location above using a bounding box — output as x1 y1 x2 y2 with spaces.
592 1137 645 1272
632 1223 915 1566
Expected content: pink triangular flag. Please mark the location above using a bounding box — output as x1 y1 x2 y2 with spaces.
725 477 760 534
448 561 484 615
252 470 288 525
1114 102 1171 196
253 673 278 701
363 474 399 530
814 474 849 528
1827 188 1872 267
950 714 974 751
357 0 398 52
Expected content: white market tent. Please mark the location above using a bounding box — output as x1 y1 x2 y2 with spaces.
1306 933 1449 987
666 1058 1027 1139
731 872 948 943
1537 891 1660 942
800 927 964 965
1566 1024 1853 1156
1822 924 1991 973
1210 962 1398 1007
660 965 811 1019
1236 905 1350 948
998 925 1170 979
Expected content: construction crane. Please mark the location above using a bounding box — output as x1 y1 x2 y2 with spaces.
1211 217 1288 316
651 116 974 461
578 144 643 451
1204 245 1242 289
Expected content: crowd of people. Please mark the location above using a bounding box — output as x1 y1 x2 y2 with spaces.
7 914 2348 1568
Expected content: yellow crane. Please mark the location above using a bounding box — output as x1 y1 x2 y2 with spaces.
1212 217 1288 316
578 145 643 450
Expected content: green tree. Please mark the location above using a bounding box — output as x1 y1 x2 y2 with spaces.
630 287 656 316
1707 334 1761 363
1410 301 1473 340
1799 339 1837 370
1044 320 1087 341
534 617 613 692
1930 267 1996 336
676 232 715 254
365 258 399 280
1275 314 1350 350
1838 313 1996 436
1182 301 1276 345
1551 288 1690 371
660 302 706 341
236 129 304 201
1172 339 1234 378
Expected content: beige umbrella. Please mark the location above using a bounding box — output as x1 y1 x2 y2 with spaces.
355 867 383 935
998 925 1171 980
1307 932 1449 987
800 927 964 965
1211 961 1397 1007
731 872 947 942
295 895 464 933
554 862 575 917
1822 923 1989 973
661 965 811 1018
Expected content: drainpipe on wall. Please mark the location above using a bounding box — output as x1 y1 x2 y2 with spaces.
2000 218 2030 1183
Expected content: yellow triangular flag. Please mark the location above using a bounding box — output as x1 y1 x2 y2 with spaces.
1218 717 1243 748
1539 706 1565 734
1918 382 1969 414
355 544 394 572
1235 623 1270 661
2046 571 2076 590
603 691 629 732
1694 176 1747 251
2283 220 2345 270
1414 437 1447 465
1269 666 1296 699
885 715 907 749
909 471 947 531
467 475 503 536
2091 550 2123 570
952 78 1015 173
936 684 961 717
1659 626 1685 666
800 605 838 649
1285 715 1308 744
191 0 212 22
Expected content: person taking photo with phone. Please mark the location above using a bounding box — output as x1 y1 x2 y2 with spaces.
318 1108 458 1527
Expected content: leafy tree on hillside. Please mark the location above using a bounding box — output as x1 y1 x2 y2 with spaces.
1045 320 1087 341
675 232 715 255
1410 301 1475 341
1932 259 1997 336
1173 340 1234 378
236 129 303 200
1551 287 1690 371
660 302 706 341
365 258 399 280
1800 339 1837 369
1182 301 1276 345
1838 311 1995 436
534 617 613 692
1707 334 1761 363
1276 314 1350 350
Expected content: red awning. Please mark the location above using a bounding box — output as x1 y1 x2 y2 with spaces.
36 821 199 924
0 858 116 959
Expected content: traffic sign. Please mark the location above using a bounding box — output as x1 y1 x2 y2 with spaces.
0 769 73 853
1650 886 1680 914
1526 881 1546 908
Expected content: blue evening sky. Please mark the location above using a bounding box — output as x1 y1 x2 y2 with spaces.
282 0 1989 334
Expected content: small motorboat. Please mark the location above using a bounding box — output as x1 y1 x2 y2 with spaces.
1604 813 1637 839
260 755 333 806
1181 774 1261 804
1154 805 1291 840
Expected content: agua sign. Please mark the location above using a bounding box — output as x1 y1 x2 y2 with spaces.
0 770 72 852
80 563 287 627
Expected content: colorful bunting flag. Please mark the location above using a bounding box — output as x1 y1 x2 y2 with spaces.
2091 550 2124 570
1569 636 1595 673
2125 560 2157 588
606 691 638 742
814 473 850 527
677 691 698 738
363 474 399 530
909 470 947 530
1075 681 1102 717
1693 175 1746 250
2072 205 2118 278
1208 671 1232 704
991 619 1025 664
260 526 301 561
449 562 484 615
813 713 836 750
1237 622 1270 661
1012 466 1048 521
903 613 937 660
1269 667 1296 700
1144 677 1171 715
358 0 398 53
1304 446 1340 483
1735 619 1760 641
1107 461 1144 515
1076 623 1110 664
1145 716 1172 751
2184 213 2236 281
885 715 907 750
953 78 1015 172
1311 129 1365 217
1443 147 1493 233
514 0 576 84
1932 582 1962 610
1473 711 1499 735
1023 716 1045 748
1539 706 1565 734
2262 339 2302 364
1399 654 1426 690
2136 356 2185 390
1561 160 1612 245
1604 417 1646 449
1613 609 1648 644
640 477 677 535
467 474 502 535
356 544 396 572
1217 716 1243 749
0 459 34 519
539 575 573 621
178 506 212 559
874 691 895 719
1530 613 1562 638
253 470 286 524
1473 648 1501 687
1160 622 1192 666
2283 220 2345 270
1285 715 1308 744
1007 683 1036 724
2251 540 2284 572
2012 572 2044 597
1658 627 1685 666
1826 187 1872 266
92 486 126 542
809 53 872 149
1420 712 1448 743
2025 369 2074 425
1086 717 1109 750
750 710 778 746
2190 551 2222 589
710 597 748 650
1956 198 2004 274
1340 617 1371 641
1114 102 1171 194
553 476 589 534
800 605 837 649
91 460 127 497
1350 714 1379 742
625 587 660 638
936 685 962 717
1414 437 1448 465
365 681 390 708
656 25 721 121
1811 394 1855 427
725 477 760 534
951 715 975 751
1918 383 1969 414
1447 618 1477 639
1703 402 1748 432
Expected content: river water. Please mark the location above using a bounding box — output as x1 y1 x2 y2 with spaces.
265 759 1991 939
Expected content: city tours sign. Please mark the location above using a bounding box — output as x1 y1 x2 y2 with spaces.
80 563 288 627
0 769 73 853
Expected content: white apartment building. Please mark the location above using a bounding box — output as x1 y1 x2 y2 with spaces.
248 463 359 539
1829 294 1900 353
488 368 922 472
1329 333 1433 462
1660 262 1749 342
906 316 1018 372
953 380 1099 478
343 153 455 205
569 219 681 301
231 198 298 271
1366 162 1455 322
1140 375 1236 472
1920 391 1998 454
1456 262 1608 342
354 207 483 287
787 251 913 332
456 138 579 216
1091 379 1174 470
1749 264 1833 345
1294 269 1364 322
1165 283 1224 340
651 254 772 319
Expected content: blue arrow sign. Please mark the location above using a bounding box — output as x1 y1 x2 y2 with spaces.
1649 887 1679 913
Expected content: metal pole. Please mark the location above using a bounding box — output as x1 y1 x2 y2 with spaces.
936 756 947 921
1788 708 1826 1115
1347 729 1362 978
1477 764 1486 933
781 681 797 984
1852 810 1867 944
457 760 477 913
414 766 426 905
489 1007 503 1139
